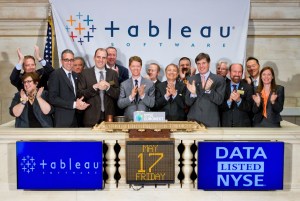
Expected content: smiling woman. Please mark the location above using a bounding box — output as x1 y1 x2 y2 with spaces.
9 72 54 128
252 66 285 127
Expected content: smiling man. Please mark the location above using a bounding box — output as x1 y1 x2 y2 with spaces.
185 52 225 127
77 48 119 127
10 46 54 91
246 56 261 90
117 56 155 121
219 63 254 127
155 63 187 120
48 49 89 127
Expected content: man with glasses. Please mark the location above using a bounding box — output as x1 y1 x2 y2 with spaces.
48 49 89 127
216 60 230 83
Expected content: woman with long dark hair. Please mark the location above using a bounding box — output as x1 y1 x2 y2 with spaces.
252 66 284 127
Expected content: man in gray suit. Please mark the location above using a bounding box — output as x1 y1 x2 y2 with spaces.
185 52 225 127
117 56 155 121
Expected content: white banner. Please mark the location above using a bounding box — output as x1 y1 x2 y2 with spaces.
50 0 250 77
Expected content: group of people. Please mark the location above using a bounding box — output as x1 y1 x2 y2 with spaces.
9 46 285 128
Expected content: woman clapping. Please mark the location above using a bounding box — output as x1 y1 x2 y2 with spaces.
9 72 53 127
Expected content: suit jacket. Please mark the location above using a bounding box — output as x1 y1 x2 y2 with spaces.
48 67 78 127
9 90 54 128
118 77 155 121
116 64 129 84
185 72 225 127
77 67 120 127
155 81 187 121
150 79 162 111
220 80 254 127
10 62 54 91
252 85 284 127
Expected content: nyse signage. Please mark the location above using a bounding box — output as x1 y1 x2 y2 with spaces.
17 141 103 190
198 142 284 190
126 140 175 185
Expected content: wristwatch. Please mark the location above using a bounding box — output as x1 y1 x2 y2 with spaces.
20 97 27 105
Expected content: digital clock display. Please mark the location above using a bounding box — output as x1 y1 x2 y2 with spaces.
126 139 175 185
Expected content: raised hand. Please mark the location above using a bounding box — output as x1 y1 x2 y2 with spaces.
230 91 241 102
20 89 28 102
187 80 196 95
270 92 278 104
34 45 42 61
17 48 24 64
36 87 44 98
138 84 146 97
130 85 138 98
252 93 261 107
205 78 214 91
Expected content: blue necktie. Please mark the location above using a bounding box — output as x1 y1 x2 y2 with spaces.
232 84 237 92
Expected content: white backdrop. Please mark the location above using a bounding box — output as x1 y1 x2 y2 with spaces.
50 0 250 77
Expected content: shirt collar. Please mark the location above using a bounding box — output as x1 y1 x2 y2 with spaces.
62 67 72 75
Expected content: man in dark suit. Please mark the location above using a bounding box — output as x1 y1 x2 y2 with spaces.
146 63 161 87
48 49 89 127
220 63 254 127
246 56 261 91
77 48 120 127
10 46 53 91
177 57 196 85
118 56 155 121
185 52 225 127
216 59 231 83
155 64 187 121
106 46 129 116
106 47 129 84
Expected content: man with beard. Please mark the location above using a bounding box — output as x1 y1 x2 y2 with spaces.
219 63 254 127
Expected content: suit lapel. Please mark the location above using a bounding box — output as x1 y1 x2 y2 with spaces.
60 68 74 92
90 67 98 84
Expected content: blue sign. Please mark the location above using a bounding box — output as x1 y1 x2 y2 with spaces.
17 141 103 190
198 142 284 190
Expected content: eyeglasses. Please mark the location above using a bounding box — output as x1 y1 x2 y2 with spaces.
63 59 75 62
23 80 33 84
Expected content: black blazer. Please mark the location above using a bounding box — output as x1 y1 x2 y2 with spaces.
252 85 284 127
116 64 129 84
77 67 120 127
48 67 78 127
220 80 254 127
10 62 54 91
155 81 187 121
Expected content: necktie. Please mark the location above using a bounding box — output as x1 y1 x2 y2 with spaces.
253 79 257 87
68 73 75 94
99 71 105 112
68 73 72 84
134 79 139 103
201 75 205 88
169 95 173 103
232 84 237 92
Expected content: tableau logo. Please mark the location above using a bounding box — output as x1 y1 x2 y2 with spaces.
104 18 233 39
64 12 97 45
19 155 101 175
216 147 267 187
